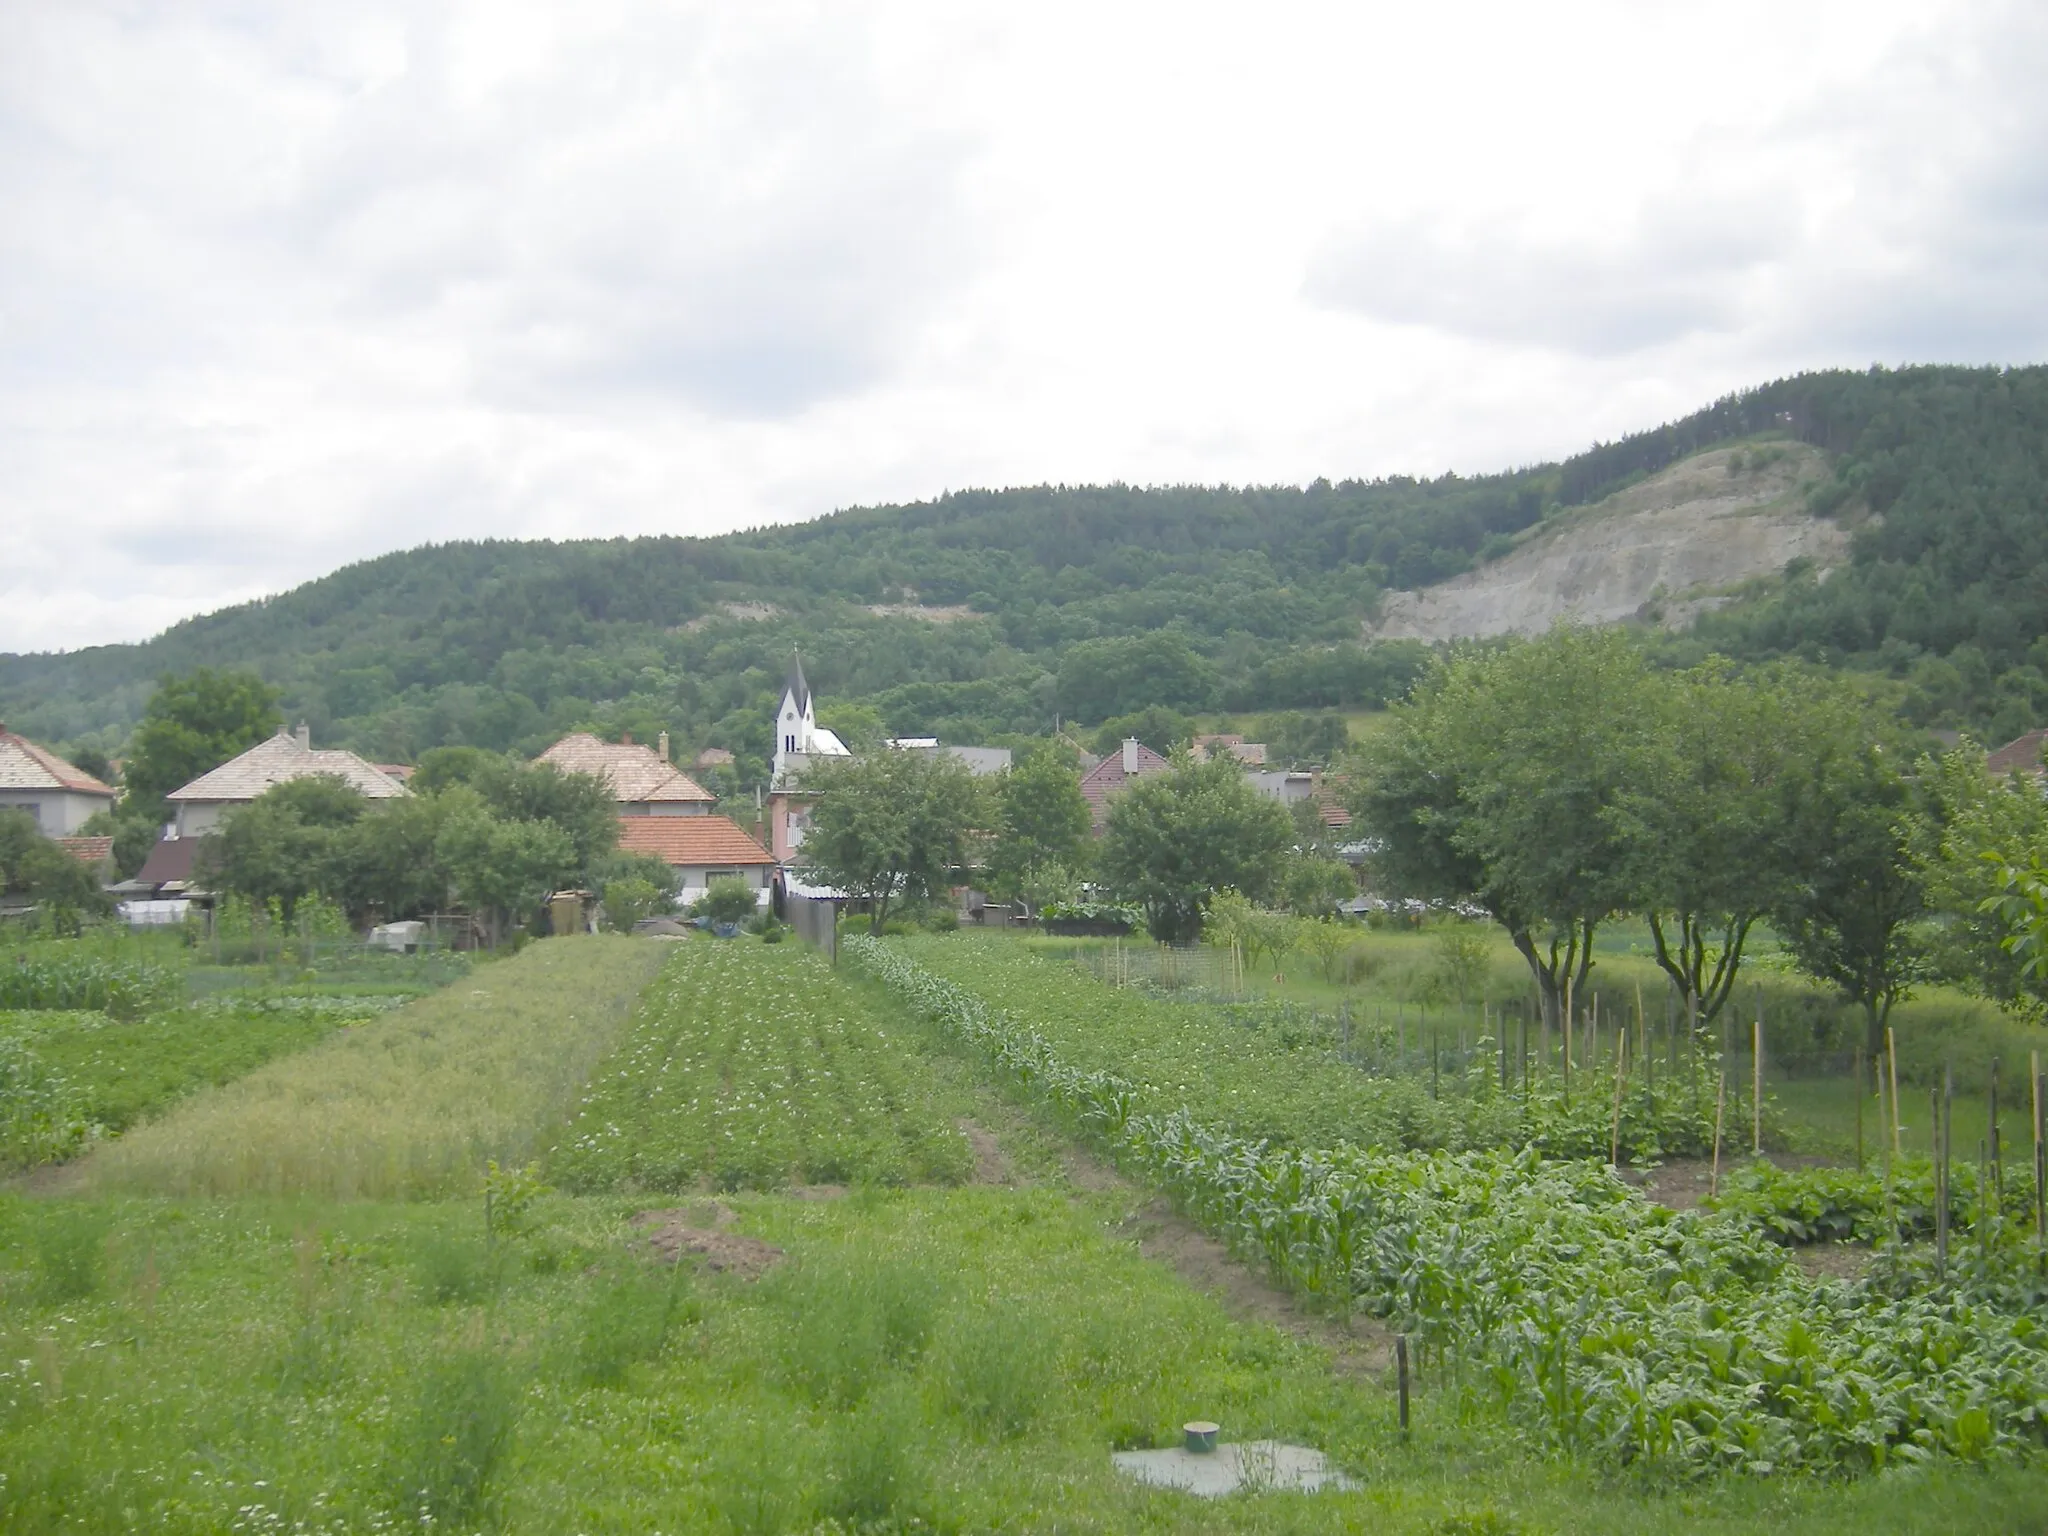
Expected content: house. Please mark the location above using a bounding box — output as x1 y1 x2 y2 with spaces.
1079 738 1170 833
1192 733 1269 767
695 747 735 770
55 835 115 874
614 815 776 905
165 724 410 837
0 724 117 834
539 731 715 814
887 739 1014 776
1986 730 2048 778
1246 768 1317 808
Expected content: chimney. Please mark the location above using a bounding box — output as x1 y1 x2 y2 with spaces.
295 722 311 751
1123 737 1140 774
621 730 633 746
657 730 670 762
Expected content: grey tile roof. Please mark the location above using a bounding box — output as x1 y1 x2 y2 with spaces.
0 730 115 796
167 730 410 804
538 733 715 804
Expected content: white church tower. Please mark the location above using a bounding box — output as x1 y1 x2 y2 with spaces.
772 651 849 785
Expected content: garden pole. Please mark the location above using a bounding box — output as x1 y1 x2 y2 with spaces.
1854 1043 1865 1174
1396 1335 1410 1435
1609 1029 1626 1169
1638 981 1651 1109
1887 1028 1902 1163
1753 1008 1764 1156
1934 1079 1949 1278
2033 1050 2045 1269
1990 1058 2003 1208
1711 1069 1726 1199
1562 973 1573 1110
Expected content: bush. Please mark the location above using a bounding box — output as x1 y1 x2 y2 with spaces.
695 878 758 926
602 877 666 930
572 1266 693 1388
939 1305 1050 1438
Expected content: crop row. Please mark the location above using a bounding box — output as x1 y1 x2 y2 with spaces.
849 935 2048 1474
551 940 972 1193
0 955 180 1018
894 935 1720 1161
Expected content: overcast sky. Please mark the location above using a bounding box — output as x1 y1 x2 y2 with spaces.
4 1 2045 654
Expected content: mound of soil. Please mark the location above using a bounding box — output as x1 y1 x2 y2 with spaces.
631 1207 783 1279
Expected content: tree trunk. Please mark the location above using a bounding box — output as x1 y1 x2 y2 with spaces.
1510 919 1596 1034
1647 911 1757 1028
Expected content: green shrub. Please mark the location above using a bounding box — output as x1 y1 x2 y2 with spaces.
573 1266 691 1388
696 878 758 926
32 1206 109 1305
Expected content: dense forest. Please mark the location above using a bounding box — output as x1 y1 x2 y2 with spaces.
6 364 2048 780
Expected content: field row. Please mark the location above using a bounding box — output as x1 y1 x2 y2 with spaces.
552 939 974 1191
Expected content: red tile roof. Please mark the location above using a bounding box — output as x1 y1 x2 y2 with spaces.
0 729 115 797
1079 741 1171 830
1986 730 2048 776
56 835 115 866
615 815 775 867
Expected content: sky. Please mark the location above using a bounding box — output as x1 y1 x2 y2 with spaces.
4 0 2046 655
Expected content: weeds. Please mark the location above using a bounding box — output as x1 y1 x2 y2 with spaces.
384 1349 519 1528
939 1303 1051 1438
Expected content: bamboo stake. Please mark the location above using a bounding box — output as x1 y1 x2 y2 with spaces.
1711 1068 1727 1199
1609 1028 1627 1168
2032 1050 2045 1269
1887 1027 1902 1162
1562 972 1573 1109
1854 1043 1865 1174
1752 1007 1764 1156
1990 1058 2003 1208
1935 1079 1950 1278
1637 981 1651 1106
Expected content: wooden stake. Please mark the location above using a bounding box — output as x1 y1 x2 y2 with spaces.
1990 1058 2003 1207
1609 1029 1627 1168
1854 1043 1865 1174
1562 972 1574 1107
1935 1079 1949 1277
1711 1068 1727 1199
2033 1050 2044 1249
1887 1027 1902 1163
1752 1007 1764 1156
1395 1334 1411 1435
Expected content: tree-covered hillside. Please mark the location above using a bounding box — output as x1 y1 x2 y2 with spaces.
6 364 2048 775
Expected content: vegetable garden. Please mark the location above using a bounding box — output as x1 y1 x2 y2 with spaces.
851 934 2048 1475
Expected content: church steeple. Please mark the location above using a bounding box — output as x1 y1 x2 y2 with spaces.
783 650 810 715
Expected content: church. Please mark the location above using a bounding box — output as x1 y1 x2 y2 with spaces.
766 652 849 860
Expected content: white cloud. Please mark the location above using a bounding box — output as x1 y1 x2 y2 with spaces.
1 0 2043 653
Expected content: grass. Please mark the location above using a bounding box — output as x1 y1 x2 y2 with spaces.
88 935 668 1200
552 937 977 1192
4 1184 2044 1532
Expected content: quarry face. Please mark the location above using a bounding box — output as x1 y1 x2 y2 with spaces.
1370 442 1852 642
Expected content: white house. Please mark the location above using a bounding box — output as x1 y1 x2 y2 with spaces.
614 814 777 905
0 724 117 835
165 724 409 837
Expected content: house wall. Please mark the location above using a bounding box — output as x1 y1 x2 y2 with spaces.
766 793 813 862
621 801 710 817
174 801 237 838
0 787 113 835
675 864 773 904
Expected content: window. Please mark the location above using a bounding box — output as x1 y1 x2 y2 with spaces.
15 802 40 827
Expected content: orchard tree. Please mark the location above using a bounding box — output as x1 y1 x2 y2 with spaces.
1350 627 1657 1032
799 749 989 932
1917 744 2048 1015
433 794 580 945
203 775 367 922
1099 750 1293 942
1617 662 1811 1028
0 810 109 930
1769 692 1930 1058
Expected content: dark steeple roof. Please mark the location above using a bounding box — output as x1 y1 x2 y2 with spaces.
784 650 810 714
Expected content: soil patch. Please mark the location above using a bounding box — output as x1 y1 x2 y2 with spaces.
1790 1242 1871 1282
632 1208 783 1279
959 1119 1015 1185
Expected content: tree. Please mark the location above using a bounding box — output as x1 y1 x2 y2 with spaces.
1918 745 2048 1014
695 877 758 926
122 669 282 820
0 810 109 930
203 776 367 923
1617 662 1807 1029
433 796 580 946
1099 750 1293 942
1770 706 1929 1058
601 877 664 930
1349 628 1656 1032
466 758 620 874
1281 854 1355 918
985 745 1092 907
347 792 466 920
799 750 989 933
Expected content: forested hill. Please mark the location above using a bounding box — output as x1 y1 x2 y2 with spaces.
5 364 2047 773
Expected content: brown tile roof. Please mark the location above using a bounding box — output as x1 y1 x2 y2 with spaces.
168 730 410 804
1193 734 1268 766
1986 730 2048 776
0 729 116 797
56 835 115 866
133 836 204 888
540 733 716 804
1079 742 1171 830
615 815 775 867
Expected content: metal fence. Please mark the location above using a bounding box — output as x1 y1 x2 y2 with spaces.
786 890 842 960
